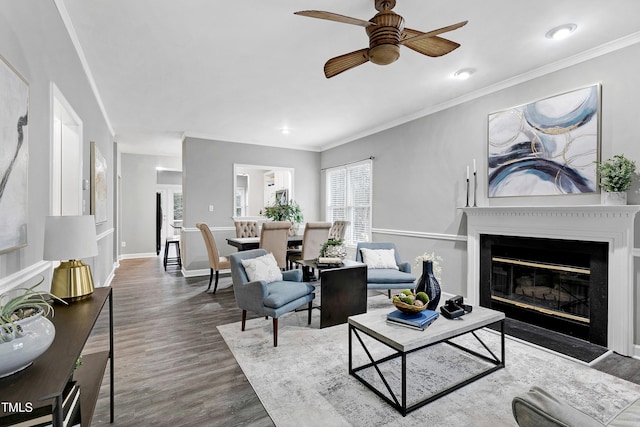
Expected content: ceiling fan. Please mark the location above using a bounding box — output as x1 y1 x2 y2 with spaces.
295 0 467 78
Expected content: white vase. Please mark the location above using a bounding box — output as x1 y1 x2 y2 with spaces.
601 191 627 205
0 311 56 378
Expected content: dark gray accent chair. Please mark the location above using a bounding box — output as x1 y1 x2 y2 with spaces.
512 386 640 427
355 242 416 297
230 249 315 347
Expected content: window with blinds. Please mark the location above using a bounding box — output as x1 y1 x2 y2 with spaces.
326 160 372 245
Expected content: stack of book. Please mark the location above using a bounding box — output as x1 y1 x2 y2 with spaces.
316 257 342 268
2 381 81 427
386 309 439 330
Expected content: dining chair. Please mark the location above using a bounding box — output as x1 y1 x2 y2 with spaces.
196 222 231 293
287 222 332 269
328 220 350 241
259 221 291 269
234 220 258 238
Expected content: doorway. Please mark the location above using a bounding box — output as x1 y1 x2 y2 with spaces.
51 83 83 216
156 185 182 258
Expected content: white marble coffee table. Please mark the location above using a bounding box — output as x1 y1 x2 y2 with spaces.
348 300 505 416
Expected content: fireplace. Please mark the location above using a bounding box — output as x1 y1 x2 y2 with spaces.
479 234 608 346
463 205 639 356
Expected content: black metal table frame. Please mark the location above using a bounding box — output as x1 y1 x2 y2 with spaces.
348 319 505 416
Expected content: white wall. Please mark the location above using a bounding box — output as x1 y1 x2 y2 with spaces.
181 137 321 273
0 3 115 293
120 153 181 256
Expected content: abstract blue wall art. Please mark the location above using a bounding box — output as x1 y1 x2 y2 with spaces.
488 85 600 197
0 55 28 254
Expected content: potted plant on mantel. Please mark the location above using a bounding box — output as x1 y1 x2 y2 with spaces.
0 279 65 378
596 154 637 205
263 199 304 235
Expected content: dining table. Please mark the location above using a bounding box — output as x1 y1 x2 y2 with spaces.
226 235 303 251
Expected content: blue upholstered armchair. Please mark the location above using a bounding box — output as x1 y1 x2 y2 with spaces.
355 242 416 297
230 249 315 346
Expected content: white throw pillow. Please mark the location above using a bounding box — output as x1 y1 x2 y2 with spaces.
360 248 399 270
241 253 283 283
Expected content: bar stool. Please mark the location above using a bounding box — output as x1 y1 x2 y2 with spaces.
163 236 182 270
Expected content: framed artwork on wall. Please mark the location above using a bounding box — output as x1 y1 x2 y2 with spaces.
0 54 29 254
90 141 108 224
488 84 601 198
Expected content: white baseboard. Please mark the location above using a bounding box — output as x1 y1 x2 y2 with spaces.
102 262 117 287
119 252 159 260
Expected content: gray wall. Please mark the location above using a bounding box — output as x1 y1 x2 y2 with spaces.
0 3 115 292
120 153 181 256
181 137 320 272
322 42 640 344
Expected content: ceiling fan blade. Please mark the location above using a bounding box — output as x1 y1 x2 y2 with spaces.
401 28 460 57
324 49 370 78
399 20 468 46
294 10 375 28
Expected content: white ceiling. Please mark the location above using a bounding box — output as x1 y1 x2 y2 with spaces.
59 0 640 156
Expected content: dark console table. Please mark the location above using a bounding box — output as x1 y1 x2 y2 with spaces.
296 260 367 328
0 287 114 426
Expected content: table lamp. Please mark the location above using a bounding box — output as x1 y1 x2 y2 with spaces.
43 215 98 301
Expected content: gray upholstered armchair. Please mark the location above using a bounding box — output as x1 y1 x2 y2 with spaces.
512 386 640 426
355 242 416 297
230 249 315 346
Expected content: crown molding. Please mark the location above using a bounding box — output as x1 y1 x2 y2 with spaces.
54 0 115 137
320 31 640 151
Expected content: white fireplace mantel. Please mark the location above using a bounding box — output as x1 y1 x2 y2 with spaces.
463 205 640 356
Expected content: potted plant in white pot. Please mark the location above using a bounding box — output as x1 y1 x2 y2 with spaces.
0 279 65 377
319 238 347 260
596 154 637 205
263 199 304 235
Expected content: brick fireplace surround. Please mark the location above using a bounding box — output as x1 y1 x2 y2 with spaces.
463 206 640 357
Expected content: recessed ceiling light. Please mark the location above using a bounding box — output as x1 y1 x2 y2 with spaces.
280 127 291 135
546 23 577 40
454 68 475 80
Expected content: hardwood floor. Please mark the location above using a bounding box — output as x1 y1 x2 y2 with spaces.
86 256 640 426
86 257 274 427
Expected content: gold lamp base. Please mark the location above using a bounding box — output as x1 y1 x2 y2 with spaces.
50 260 95 301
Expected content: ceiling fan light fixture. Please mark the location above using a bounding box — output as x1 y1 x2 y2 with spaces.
454 68 475 80
546 23 577 40
369 44 400 65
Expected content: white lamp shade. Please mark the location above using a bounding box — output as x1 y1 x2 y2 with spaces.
43 215 99 260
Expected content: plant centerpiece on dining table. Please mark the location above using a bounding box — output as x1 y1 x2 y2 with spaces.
319 238 347 260
263 199 304 235
0 279 66 377
596 154 637 205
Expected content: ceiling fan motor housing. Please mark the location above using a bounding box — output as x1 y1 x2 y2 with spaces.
366 10 404 65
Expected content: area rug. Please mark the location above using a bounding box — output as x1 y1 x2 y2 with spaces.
218 295 640 426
